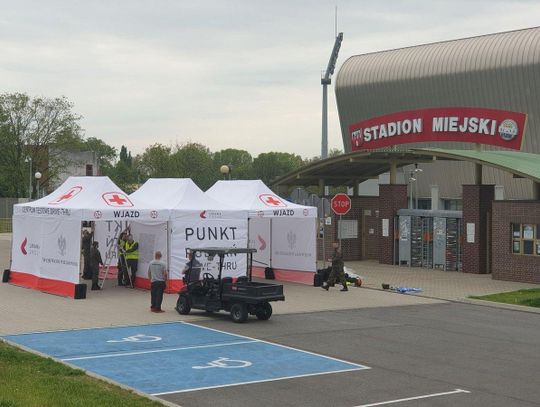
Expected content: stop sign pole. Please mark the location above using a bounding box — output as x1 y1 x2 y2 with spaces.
331 193 352 250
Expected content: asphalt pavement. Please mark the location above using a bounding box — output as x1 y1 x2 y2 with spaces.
2 233 540 406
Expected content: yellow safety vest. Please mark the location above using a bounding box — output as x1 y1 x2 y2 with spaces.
125 241 139 260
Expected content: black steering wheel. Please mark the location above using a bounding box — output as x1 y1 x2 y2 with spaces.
202 273 215 289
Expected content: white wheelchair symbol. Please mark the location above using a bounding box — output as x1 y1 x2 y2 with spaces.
192 357 252 369
107 334 162 343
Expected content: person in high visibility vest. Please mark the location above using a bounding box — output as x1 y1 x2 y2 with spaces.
124 234 139 287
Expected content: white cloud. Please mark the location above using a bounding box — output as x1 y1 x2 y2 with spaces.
0 0 539 157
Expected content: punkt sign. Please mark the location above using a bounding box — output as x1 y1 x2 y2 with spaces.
349 107 527 151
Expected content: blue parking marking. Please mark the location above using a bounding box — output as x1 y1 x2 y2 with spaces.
3 322 369 395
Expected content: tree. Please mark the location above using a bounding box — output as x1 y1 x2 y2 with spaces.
213 148 253 180
252 152 304 185
170 143 215 189
107 144 139 192
82 137 117 172
0 93 84 198
135 143 172 179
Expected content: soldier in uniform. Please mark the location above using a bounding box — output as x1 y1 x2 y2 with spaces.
90 241 104 290
81 229 93 280
322 242 348 292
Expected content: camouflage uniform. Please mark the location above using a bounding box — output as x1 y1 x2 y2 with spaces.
325 249 348 291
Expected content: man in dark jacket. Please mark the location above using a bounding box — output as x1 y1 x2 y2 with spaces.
81 230 93 279
322 242 348 292
90 241 104 290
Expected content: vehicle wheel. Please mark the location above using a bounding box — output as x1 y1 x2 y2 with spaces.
255 302 272 321
176 295 191 315
230 302 248 323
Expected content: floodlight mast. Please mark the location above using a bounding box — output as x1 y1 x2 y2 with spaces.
321 32 343 159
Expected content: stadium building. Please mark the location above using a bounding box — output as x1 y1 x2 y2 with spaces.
273 27 540 284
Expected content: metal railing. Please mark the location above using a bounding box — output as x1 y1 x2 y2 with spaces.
0 218 12 233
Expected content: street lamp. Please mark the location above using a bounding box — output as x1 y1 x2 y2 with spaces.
413 165 423 209
408 173 416 209
219 164 232 180
24 156 32 199
34 171 42 199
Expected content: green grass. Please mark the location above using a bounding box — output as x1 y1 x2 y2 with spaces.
470 288 540 308
0 341 162 407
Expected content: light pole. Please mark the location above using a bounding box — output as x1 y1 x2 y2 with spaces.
34 171 42 199
24 157 32 199
408 172 416 209
413 165 423 209
219 164 232 180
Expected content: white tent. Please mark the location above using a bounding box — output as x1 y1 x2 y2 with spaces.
129 178 248 292
206 180 317 284
10 176 168 298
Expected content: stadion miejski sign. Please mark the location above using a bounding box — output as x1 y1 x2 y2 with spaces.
349 107 527 151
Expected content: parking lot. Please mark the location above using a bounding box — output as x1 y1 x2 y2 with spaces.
4 321 368 395
2 235 540 406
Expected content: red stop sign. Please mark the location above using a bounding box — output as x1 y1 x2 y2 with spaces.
331 193 351 215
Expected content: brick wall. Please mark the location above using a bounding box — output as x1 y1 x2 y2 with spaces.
316 196 379 261
492 201 540 284
462 185 494 274
378 185 408 264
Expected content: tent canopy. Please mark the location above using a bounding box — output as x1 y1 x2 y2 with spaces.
206 180 317 218
14 176 169 221
130 178 239 213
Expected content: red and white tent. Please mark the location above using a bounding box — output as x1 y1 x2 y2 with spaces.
206 180 317 284
10 176 168 298
129 178 248 292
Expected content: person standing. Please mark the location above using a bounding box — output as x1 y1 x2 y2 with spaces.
322 242 348 292
124 234 139 287
148 251 168 312
90 241 104 291
81 229 93 280
117 231 128 286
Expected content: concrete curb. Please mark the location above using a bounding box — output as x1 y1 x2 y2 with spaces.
362 285 540 314
459 298 540 314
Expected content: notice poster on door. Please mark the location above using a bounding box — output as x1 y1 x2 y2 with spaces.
466 223 475 243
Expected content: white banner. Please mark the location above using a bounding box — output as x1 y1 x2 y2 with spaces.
271 218 317 272
248 218 271 268
11 215 43 277
39 218 81 283
11 215 81 284
170 217 248 279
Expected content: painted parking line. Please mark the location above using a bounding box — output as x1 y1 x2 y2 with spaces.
4 322 370 395
355 389 471 406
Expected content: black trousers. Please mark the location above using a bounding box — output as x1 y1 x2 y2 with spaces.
127 259 138 285
150 281 166 309
117 256 127 284
82 253 92 279
91 265 100 288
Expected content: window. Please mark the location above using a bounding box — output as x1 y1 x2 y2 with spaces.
511 223 540 256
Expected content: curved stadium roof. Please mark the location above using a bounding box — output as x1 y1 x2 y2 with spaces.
335 27 540 154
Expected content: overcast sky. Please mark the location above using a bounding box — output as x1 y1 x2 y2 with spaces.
1 0 539 158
